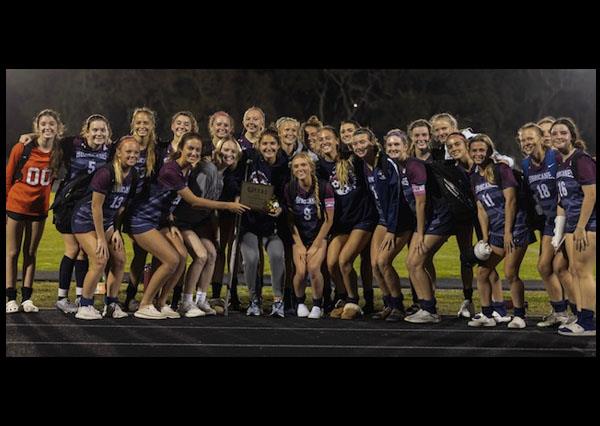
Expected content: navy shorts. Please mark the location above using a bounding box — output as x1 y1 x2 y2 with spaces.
542 216 556 237
565 218 596 234
71 220 113 235
6 211 47 222
425 212 453 236
489 231 537 249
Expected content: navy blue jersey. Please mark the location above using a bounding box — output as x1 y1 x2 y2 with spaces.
285 179 335 245
316 157 336 182
126 160 189 233
71 165 135 233
523 149 559 220
329 156 377 233
237 134 254 151
64 137 110 180
556 149 596 233
361 153 402 233
471 163 530 239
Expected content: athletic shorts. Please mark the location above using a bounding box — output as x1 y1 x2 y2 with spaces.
489 230 536 249
71 219 114 235
565 219 596 234
424 212 453 236
6 211 47 222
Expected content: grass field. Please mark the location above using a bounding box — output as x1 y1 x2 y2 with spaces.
9 193 568 316
25 194 545 279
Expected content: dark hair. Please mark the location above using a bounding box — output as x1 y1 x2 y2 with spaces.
170 132 203 161
550 117 587 151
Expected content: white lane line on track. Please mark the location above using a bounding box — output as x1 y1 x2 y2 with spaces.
5 323 565 334
5 341 595 352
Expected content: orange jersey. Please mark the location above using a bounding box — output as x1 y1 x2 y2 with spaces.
5 143 53 216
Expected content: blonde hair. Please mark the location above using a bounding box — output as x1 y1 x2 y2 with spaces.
291 152 323 220
214 136 242 171
208 111 235 142
243 107 265 129
469 134 496 185
33 109 66 177
113 136 139 187
171 111 199 133
130 107 157 176
430 113 458 130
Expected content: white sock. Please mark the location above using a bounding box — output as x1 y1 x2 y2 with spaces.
196 291 206 304
76 287 83 297
183 293 193 304
58 289 68 298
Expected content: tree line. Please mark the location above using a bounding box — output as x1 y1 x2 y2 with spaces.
6 69 596 160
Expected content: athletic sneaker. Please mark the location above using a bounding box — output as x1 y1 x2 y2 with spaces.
126 299 140 313
406 303 420 316
385 308 406 322
558 321 596 337
102 303 128 319
178 301 205 318
565 312 578 325
270 301 285 318
457 299 475 318
308 306 323 319
134 304 166 320
537 310 569 327
160 305 181 319
56 298 79 314
508 316 527 329
372 306 392 320
196 300 217 316
75 296 82 307
75 305 102 320
492 311 512 323
6 300 19 314
21 300 39 313
297 303 310 318
246 300 262 316
404 309 441 324
468 313 497 327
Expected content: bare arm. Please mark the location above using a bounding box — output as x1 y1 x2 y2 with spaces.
477 201 489 243
576 184 596 231
177 187 249 214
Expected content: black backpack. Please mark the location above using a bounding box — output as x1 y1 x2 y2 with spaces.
492 163 545 231
11 142 35 184
50 163 138 230
424 161 477 225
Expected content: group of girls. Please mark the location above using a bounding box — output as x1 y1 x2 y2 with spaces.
6 107 595 336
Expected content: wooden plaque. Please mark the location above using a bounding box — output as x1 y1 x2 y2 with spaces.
240 182 274 212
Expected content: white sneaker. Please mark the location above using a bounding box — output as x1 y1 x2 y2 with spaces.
56 298 79 314
75 305 102 320
102 303 128 319
179 301 206 318
558 322 596 337
160 305 181 318
308 306 323 319
537 310 569 327
297 303 310 318
457 299 475 318
196 300 217 316
508 316 527 329
468 313 497 327
6 300 19 314
21 300 39 313
492 311 512 323
134 304 166 320
404 309 441 324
